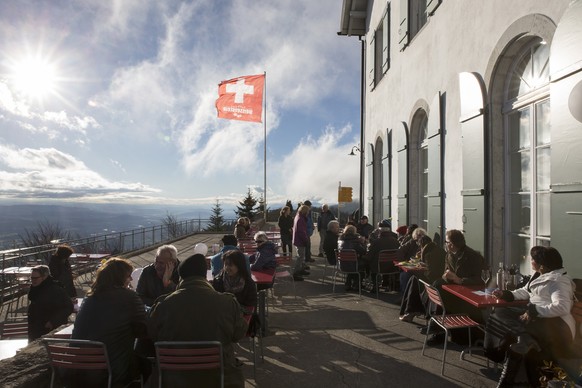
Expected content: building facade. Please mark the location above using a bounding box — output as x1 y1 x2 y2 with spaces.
339 0 582 275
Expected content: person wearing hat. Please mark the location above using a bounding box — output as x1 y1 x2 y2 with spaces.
368 219 398 244
148 253 248 388
367 219 400 292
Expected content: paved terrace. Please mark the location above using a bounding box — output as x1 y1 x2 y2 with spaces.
126 232 498 388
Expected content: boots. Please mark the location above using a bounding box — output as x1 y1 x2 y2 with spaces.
496 350 522 388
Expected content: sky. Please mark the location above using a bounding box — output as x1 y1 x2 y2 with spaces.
0 0 362 211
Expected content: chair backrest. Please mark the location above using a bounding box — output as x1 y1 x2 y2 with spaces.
275 254 292 266
1 320 28 339
419 279 445 312
43 338 112 388
572 300 582 339
377 249 399 272
155 341 224 388
335 249 358 272
129 267 143 290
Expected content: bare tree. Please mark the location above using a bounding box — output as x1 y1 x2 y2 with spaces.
162 213 182 239
20 220 74 247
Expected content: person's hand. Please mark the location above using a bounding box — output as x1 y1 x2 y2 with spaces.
443 270 461 284
162 261 176 288
519 311 530 323
492 289 504 299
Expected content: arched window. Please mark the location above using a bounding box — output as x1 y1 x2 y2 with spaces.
504 39 551 264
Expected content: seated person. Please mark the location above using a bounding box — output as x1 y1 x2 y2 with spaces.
72 258 150 387
210 234 242 276
323 220 340 265
148 254 248 388
27 265 74 341
338 225 367 291
485 246 575 387
234 218 247 240
368 219 398 244
367 219 400 290
397 225 423 262
356 215 374 240
399 235 446 322
249 232 277 273
213 250 257 313
136 244 179 306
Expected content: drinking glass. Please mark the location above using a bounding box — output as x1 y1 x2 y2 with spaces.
481 269 491 285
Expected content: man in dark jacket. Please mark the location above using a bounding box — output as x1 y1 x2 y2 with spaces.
317 204 336 257
27 265 74 340
367 219 400 291
149 254 248 388
136 244 179 306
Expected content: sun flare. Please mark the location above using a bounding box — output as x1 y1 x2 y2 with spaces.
11 57 58 101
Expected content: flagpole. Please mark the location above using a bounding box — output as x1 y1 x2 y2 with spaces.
263 71 267 223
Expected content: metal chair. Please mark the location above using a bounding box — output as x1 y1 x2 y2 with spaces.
43 338 143 388
155 341 224 388
376 249 400 298
419 279 482 375
0 319 28 339
332 249 361 296
273 254 296 298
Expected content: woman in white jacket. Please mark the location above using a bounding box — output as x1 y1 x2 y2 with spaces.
487 246 575 387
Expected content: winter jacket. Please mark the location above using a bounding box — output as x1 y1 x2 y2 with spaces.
317 211 336 232
367 231 399 269
277 214 293 237
306 211 314 237
27 276 74 341
48 255 77 298
136 263 179 306
338 233 366 257
292 213 308 247
444 246 484 285
249 241 277 272
323 230 339 265
421 242 447 283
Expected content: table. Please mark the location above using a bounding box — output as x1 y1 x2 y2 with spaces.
0 339 28 361
394 260 427 273
53 323 74 339
442 284 528 308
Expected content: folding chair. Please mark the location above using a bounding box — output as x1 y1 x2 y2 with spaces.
419 279 482 375
332 249 361 296
43 338 143 388
155 341 224 388
376 249 399 298
0 319 28 339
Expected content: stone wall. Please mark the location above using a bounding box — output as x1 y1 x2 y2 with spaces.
0 338 51 388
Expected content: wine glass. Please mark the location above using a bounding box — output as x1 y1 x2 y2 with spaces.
481 269 491 285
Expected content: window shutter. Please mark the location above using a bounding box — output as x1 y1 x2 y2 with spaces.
382 8 390 73
382 129 392 218
368 36 375 87
367 143 375 217
398 0 409 50
426 0 441 16
427 93 443 242
396 122 409 226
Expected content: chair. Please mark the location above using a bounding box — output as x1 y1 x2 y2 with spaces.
129 267 143 290
375 249 400 298
419 279 482 375
43 338 142 388
272 254 296 299
1 319 28 339
332 249 361 296
155 341 224 388
241 307 263 379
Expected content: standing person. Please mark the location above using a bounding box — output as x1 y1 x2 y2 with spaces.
72 258 149 387
317 204 336 257
249 232 277 273
48 244 77 300
303 200 315 263
210 235 241 277
148 254 248 388
323 220 340 265
136 244 179 306
213 250 257 312
277 206 293 256
356 215 374 240
292 204 310 281
27 265 74 341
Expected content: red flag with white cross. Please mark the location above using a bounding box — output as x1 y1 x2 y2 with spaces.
215 74 264 123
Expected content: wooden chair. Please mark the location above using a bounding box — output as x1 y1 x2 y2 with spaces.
419 279 482 375
376 249 400 298
43 338 143 388
155 341 224 388
0 319 28 339
332 249 361 296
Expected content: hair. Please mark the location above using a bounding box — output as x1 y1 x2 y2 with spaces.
303 200 312 206
327 220 340 231
298 204 310 216
32 265 50 277
280 206 290 215
540 247 563 271
446 229 466 248
88 258 133 296
412 227 427 240
221 234 238 246
407 224 419 235
343 224 357 235
360 215 368 220
156 244 178 261
55 244 74 259
222 250 251 279
530 246 546 265
322 203 329 211
254 231 268 243
178 254 207 279
237 217 245 225
418 235 432 247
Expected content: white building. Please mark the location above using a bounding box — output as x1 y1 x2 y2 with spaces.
339 0 582 275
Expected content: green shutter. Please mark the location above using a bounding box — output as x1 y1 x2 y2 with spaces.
398 0 409 50
427 93 443 242
382 129 392 219
426 0 441 16
397 122 409 226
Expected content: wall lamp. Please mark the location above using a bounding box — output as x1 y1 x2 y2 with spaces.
348 145 362 156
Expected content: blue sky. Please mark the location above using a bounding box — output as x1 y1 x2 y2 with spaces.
0 0 361 210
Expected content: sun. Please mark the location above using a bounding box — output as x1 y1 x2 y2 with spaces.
11 56 58 101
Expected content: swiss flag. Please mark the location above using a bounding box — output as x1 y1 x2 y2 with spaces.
215 74 264 123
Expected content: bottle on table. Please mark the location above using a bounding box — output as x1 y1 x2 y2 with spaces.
496 262 506 290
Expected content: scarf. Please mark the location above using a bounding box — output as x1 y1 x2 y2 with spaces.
223 273 246 295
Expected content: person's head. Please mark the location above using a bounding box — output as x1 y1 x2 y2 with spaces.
155 245 178 278
539 247 563 273
89 258 134 295
418 235 432 248
327 220 340 234
178 254 207 280
360 216 369 224
529 245 546 272
30 265 50 287
378 219 391 231
221 234 238 247
254 232 269 245
445 229 466 253
243 217 251 226
412 227 427 241
280 206 290 216
298 204 310 216
343 224 357 235
304 200 312 208
237 217 245 225
222 250 250 279
396 225 408 237
55 244 74 260
407 224 419 235
322 204 329 212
